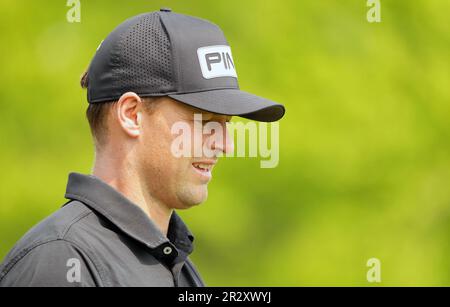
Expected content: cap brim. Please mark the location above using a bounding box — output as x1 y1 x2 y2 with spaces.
168 89 285 122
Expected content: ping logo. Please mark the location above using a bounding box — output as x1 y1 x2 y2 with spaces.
197 45 237 79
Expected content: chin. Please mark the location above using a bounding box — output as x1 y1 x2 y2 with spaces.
175 186 208 209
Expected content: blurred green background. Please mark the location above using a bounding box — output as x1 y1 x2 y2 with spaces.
0 0 449 286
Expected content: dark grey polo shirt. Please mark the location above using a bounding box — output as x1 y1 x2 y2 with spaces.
0 173 205 287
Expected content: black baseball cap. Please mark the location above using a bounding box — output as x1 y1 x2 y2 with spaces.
85 8 285 122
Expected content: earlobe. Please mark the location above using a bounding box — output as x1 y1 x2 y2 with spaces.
125 113 141 136
125 115 140 136
126 123 140 137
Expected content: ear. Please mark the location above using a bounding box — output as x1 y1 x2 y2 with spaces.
116 92 143 138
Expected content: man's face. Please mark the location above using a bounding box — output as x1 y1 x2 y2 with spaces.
136 97 233 210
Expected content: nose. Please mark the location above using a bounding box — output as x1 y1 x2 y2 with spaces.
222 123 234 155
205 122 234 156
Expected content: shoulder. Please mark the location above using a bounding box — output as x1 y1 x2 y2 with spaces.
2 201 93 260
0 201 105 286
0 239 101 286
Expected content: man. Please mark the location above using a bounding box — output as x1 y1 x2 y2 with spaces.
0 8 285 287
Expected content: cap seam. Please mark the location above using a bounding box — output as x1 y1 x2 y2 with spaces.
112 14 149 95
158 11 182 92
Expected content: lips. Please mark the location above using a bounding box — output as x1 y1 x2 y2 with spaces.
192 163 213 172
191 160 216 181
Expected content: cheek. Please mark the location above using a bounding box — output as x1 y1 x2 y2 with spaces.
140 123 189 178
142 119 174 156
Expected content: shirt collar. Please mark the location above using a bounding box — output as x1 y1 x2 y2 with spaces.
64 172 195 261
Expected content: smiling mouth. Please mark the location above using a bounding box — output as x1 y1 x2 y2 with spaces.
191 162 215 181
192 163 213 172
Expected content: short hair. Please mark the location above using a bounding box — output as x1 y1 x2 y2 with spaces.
80 70 158 148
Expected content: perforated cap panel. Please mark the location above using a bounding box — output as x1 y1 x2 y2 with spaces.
118 13 174 93
87 12 176 103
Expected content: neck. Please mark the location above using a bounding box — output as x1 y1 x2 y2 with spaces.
91 151 173 237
